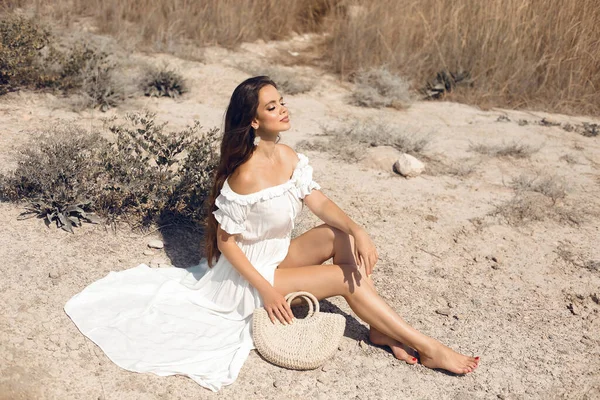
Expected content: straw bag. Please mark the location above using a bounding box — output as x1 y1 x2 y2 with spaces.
252 291 346 370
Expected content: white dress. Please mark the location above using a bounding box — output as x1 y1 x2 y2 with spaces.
64 153 320 392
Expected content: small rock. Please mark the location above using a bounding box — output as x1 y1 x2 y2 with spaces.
273 380 280 388
147 240 164 249
591 293 599 305
425 214 438 222
49 268 60 279
359 340 367 349
435 308 451 316
393 154 425 178
491 254 503 264
150 257 167 268
143 249 155 256
567 302 580 315
491 263 500 270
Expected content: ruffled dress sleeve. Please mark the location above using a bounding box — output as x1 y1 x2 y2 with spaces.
292 153 321 199
213 193 250 235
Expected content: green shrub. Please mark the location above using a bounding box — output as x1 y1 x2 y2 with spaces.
0 112 220 230
140 65 187 98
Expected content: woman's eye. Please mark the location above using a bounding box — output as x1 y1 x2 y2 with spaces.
267 107 275 111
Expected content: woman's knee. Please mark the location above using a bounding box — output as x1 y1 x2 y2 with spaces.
335 263 368 296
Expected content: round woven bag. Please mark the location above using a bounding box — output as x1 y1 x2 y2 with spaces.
252 291 346 370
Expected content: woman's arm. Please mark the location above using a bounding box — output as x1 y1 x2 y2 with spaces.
304 190 379 276
217 227 294 324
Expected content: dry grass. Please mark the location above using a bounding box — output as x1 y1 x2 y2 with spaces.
491 173 581 225
297 120 429 162
4 0 599 114
242 64 316 95
469 141 539 159
350 67 413 109
509 174 567 205
6 0 335 48
325 0 600 115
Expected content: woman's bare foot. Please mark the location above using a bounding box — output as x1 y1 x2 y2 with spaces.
418 338 480 374
369 327 418 365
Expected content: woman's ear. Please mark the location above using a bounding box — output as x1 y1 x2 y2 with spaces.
251 118 259 130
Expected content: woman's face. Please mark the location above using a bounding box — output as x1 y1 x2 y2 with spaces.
252 84 290 135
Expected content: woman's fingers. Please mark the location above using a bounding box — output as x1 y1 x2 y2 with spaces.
266 308 276 324
272 307 286 324
283 302 295 323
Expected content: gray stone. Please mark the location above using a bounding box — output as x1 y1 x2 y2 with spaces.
49 268 60 279
147 239 164 249
393 153 425 178
143 249 155 256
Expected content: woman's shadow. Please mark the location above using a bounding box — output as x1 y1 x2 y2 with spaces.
160 224 371 343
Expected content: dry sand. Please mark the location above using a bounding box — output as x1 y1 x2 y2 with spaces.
1 36 599 400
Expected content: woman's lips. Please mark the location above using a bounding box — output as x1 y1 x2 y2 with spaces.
280 116 289 122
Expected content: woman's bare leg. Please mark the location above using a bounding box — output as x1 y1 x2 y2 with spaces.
279 225 417 364
276 224 479 374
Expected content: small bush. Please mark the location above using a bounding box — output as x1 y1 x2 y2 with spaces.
0 125 108 204
141 65 187 98
491 173 578 225
469 141 539 158
298 120 429 161
351 67 413 109
0 15 51 94
510 174 567 204
0 14 122 110
0 112 220 229
491 193 582 226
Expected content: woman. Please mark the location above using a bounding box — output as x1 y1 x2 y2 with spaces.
207 77 479 373
65 76 478 393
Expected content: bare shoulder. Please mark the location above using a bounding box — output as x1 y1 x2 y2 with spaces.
276 144 300 169
227 164 262 195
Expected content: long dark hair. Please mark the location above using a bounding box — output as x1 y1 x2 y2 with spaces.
205 76 277 267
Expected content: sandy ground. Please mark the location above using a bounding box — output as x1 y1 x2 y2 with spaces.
1 34 599 400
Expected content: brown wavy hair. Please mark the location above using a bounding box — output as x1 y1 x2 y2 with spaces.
205 76 277 267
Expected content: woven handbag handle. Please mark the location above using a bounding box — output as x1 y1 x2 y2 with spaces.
285 291 320 318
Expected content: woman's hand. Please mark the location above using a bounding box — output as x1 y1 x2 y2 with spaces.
352 228 379 277
260 287 294 325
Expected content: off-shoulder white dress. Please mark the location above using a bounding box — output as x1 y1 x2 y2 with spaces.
64 153 320 392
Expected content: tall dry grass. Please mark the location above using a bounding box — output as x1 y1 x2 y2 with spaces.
326 0 600 114
2 0 598 114
4 0 333 47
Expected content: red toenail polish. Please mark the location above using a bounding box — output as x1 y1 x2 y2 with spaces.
412 357 417 362
475 356 480 360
